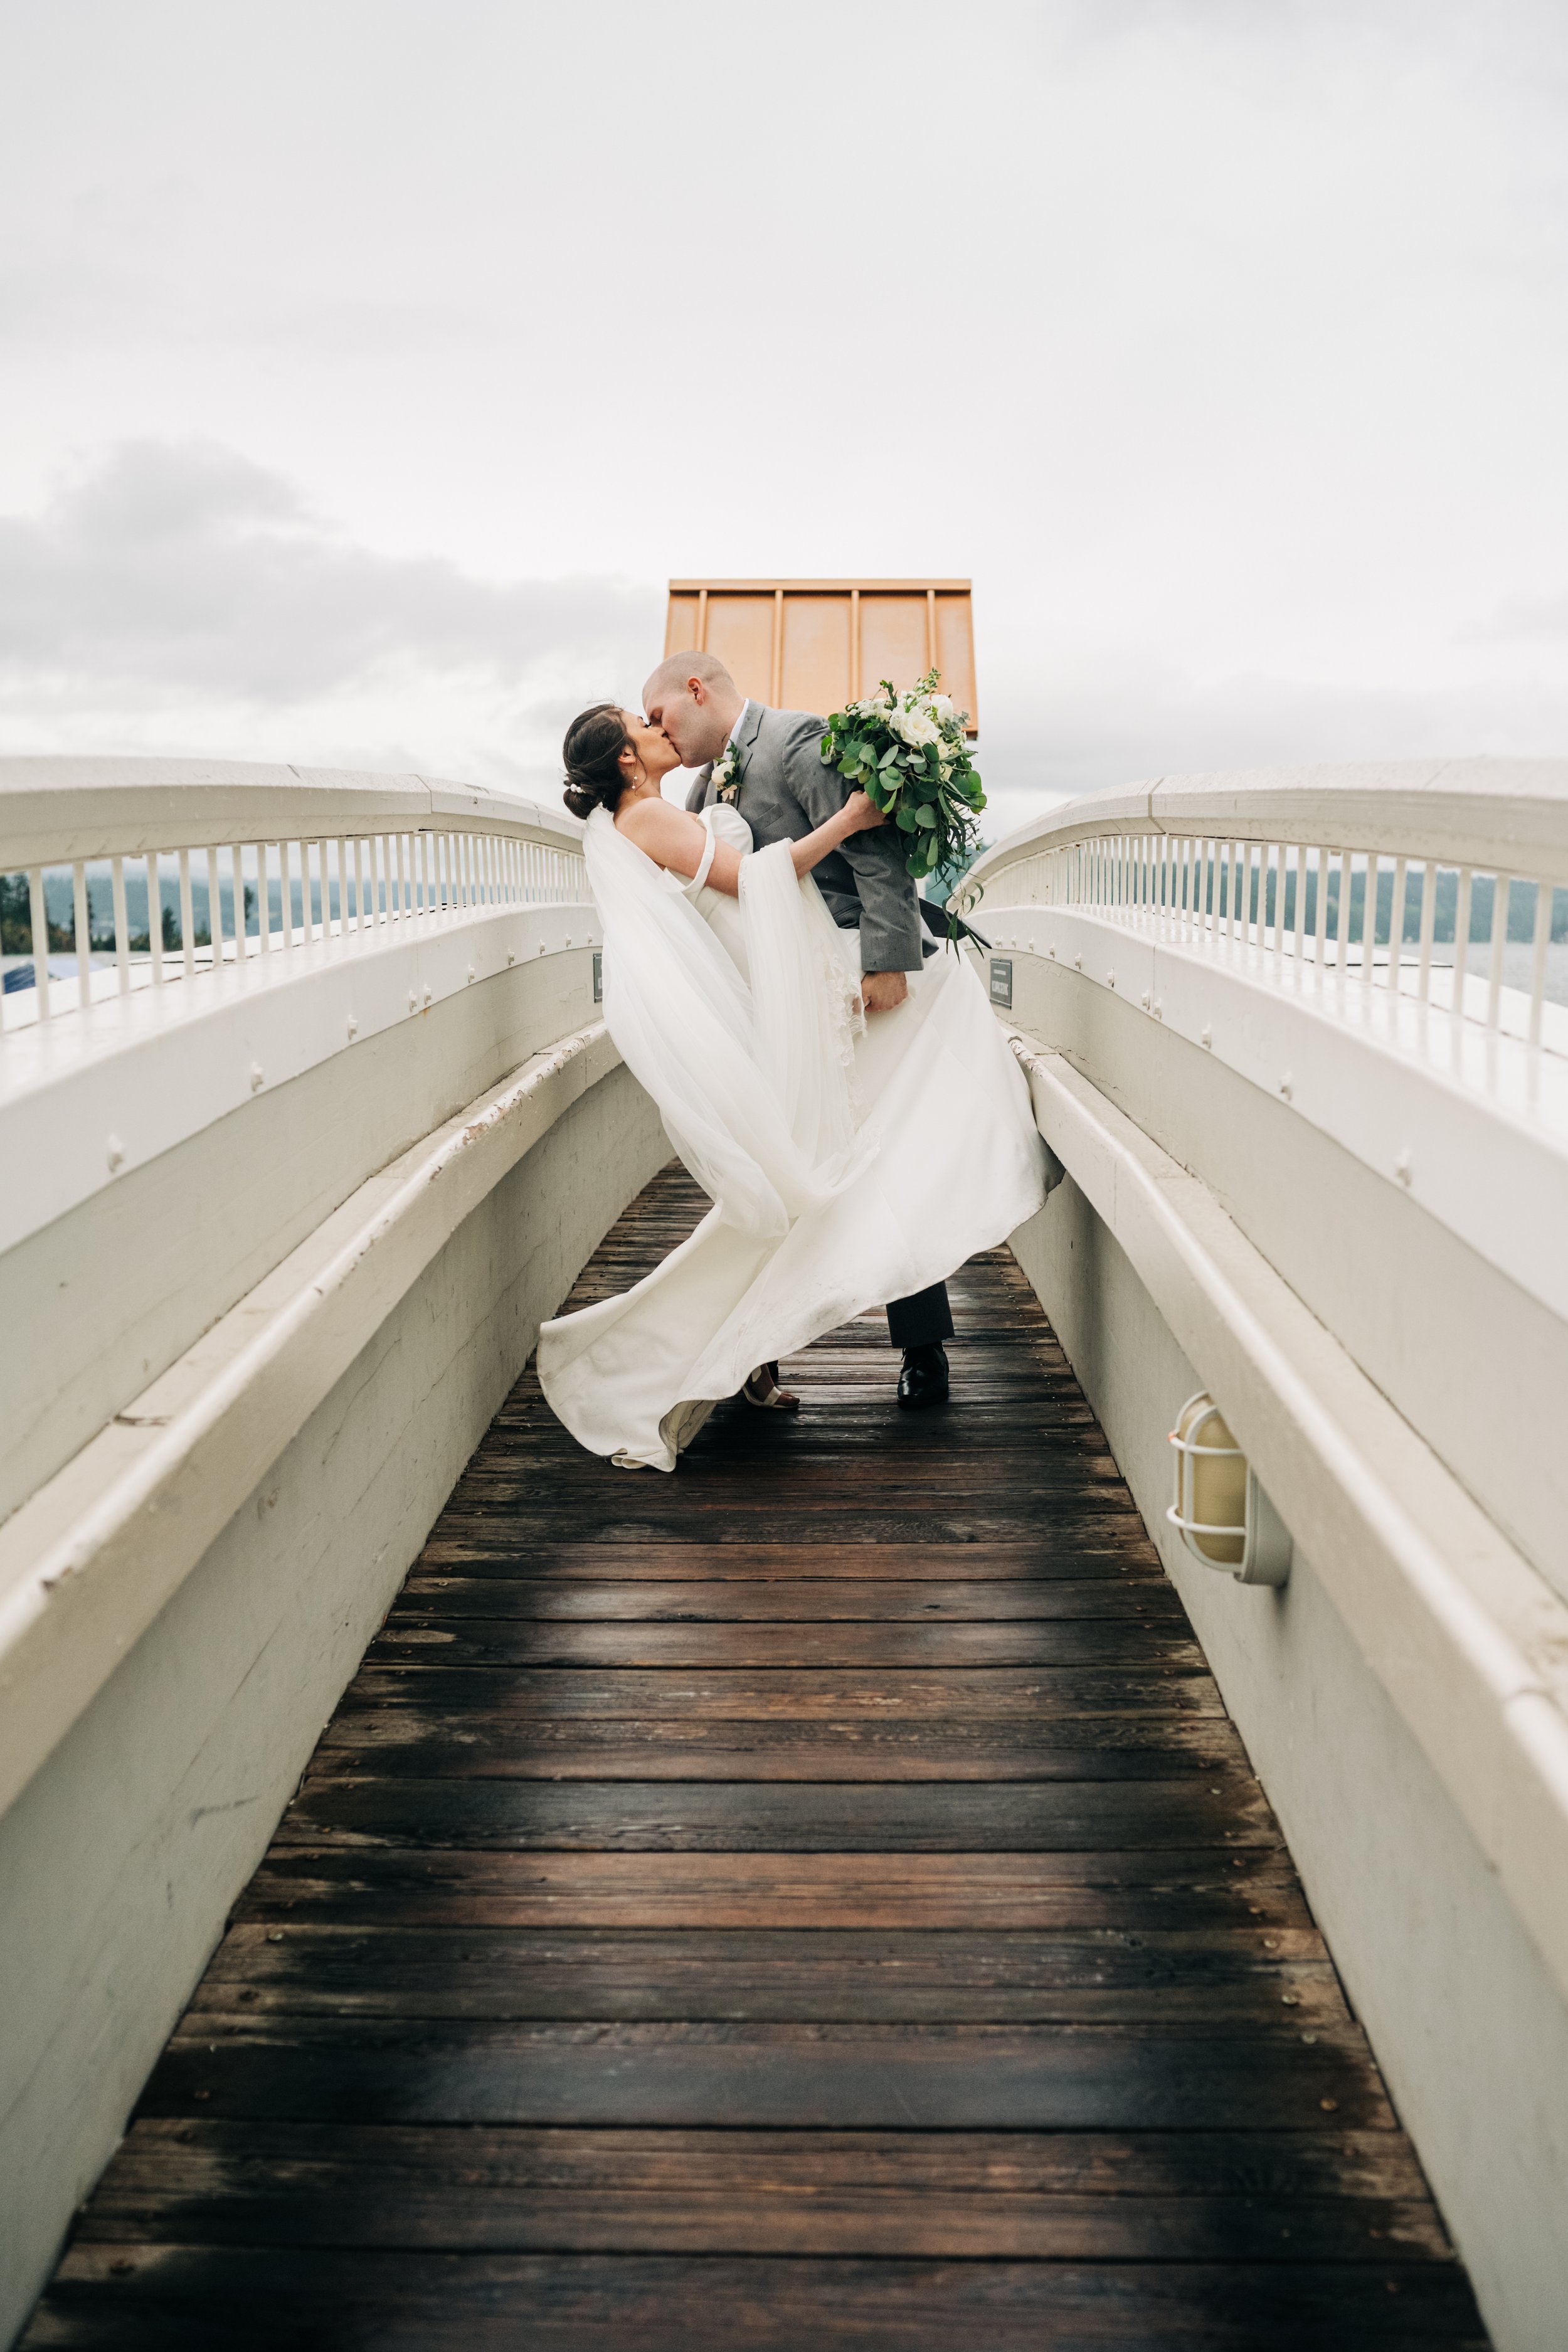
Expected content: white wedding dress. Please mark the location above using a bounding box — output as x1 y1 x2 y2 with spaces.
536 803 1048 1470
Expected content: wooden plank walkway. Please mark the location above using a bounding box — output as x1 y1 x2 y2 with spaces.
26 1166 1488 2348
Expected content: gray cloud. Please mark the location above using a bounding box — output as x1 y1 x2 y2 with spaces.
0 440 660 706
2 1 1565 817
3 434 1564 825
3 435 1565 825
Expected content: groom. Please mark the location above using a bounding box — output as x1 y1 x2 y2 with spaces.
642 649 953 1410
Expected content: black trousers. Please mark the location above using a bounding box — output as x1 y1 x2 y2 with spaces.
847 909 958 1355
886 1281 954 1349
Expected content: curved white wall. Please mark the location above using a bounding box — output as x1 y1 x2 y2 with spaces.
1 902 600 1522
0 928 666 2349
985 931 1568 2352
987 936 1568 1598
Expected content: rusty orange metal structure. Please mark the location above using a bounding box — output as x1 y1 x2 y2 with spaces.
664 580 978 736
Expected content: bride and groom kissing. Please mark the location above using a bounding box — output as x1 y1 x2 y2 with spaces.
537 650 1049 1472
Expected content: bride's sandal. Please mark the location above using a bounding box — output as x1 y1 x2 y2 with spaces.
742 1362 800 1412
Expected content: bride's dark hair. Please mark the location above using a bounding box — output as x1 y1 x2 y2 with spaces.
562 703 631 821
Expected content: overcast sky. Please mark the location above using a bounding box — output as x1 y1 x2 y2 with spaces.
3 0 1567 832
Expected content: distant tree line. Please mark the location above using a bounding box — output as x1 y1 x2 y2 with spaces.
3 857 1564 961
1200 862 1568 944
918 847 1568 941
0 872 258 956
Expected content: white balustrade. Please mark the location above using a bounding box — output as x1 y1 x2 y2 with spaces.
962 760 1568 1118
0 757 588 1044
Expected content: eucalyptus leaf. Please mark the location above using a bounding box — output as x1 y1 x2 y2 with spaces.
816 666 985 882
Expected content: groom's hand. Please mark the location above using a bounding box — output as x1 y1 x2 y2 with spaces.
861 970 909 1013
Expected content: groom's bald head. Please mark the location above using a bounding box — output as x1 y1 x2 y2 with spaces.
643 649 736 704
643 650 746 768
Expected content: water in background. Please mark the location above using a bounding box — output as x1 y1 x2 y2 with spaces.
1434 941 1568 1008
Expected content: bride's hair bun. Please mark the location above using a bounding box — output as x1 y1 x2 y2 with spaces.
562 702 630 820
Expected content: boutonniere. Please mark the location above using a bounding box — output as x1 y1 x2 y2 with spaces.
712 741 744 803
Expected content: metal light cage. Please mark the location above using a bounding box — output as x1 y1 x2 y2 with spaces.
1168 1391 1292 1587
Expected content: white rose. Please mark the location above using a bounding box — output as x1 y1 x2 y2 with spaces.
931 694 955 722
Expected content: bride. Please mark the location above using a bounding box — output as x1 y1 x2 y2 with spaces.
536 701 1049 1470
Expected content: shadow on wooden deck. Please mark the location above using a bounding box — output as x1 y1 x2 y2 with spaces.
23 1167 1490 2348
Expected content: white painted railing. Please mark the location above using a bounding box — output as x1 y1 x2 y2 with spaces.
0 756 588 1039
964 760 1568 1114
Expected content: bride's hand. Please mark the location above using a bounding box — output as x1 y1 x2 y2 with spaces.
790 785 886 881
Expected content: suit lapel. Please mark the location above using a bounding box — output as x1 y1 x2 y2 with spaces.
694 706 763 807
731 699 768 810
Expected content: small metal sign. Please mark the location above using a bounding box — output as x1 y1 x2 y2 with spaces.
988 957 1013 1009
592 951 603 1004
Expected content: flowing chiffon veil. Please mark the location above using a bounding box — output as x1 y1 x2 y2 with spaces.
539 805 1047 1470
581 807 869 1229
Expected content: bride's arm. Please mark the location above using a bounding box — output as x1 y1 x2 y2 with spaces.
785 789 887 881
617 792 884 898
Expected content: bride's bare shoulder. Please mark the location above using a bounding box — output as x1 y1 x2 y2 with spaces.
616 797 703 851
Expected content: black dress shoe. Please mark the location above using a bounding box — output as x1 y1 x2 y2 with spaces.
898 1342 950 1410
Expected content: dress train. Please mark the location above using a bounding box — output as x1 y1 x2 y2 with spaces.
537 805 1047 1470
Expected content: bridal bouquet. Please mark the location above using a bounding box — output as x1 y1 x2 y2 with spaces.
820 669 985 886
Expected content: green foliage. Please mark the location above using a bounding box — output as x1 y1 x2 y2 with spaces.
130 902 182 954
820 667 986 884
0 873 28 956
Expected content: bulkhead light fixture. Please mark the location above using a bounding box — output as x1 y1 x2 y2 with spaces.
1167 1392 1291 1587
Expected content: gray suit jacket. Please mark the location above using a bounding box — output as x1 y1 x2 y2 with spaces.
685 701 922 973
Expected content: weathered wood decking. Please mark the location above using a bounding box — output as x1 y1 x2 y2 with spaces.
26 1167 1488 2347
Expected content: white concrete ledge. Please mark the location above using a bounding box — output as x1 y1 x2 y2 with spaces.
0 1020 620 1818
979 910 1568 1322
0 902 598 1257
1007 1027 1568 2011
